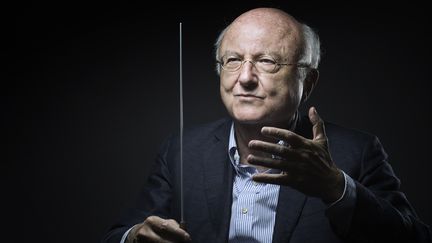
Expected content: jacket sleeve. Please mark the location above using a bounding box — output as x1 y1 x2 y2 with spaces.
328 136 431 242
101 137 175 243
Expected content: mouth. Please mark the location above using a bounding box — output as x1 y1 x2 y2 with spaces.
234 94 265 99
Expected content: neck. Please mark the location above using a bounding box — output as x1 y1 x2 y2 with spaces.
234 113 297 170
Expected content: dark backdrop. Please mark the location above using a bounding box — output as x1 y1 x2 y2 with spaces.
8 1 431 242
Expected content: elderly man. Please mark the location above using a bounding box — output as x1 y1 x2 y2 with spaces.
102 8 431 243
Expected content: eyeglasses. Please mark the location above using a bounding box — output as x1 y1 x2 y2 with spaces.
217 56 310 74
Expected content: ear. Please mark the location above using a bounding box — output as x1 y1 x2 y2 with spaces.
301 68 319 103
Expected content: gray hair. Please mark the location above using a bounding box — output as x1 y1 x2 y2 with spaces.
214 22 321 79
214 27 229 74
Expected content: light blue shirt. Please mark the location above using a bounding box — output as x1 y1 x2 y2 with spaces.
228 123 280 243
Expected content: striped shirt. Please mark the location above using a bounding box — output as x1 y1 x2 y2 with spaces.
228 123 281 243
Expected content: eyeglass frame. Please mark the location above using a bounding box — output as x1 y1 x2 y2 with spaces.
216 56 311 74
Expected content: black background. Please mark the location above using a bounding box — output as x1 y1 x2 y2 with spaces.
9 1 431 242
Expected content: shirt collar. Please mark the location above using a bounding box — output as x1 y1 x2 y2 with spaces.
228 122 239 167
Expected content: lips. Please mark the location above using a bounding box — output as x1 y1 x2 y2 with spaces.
234 94 265 99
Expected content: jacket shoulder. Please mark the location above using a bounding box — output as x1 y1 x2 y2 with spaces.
325 122 378 145
183 118 232 140
159 118 231 152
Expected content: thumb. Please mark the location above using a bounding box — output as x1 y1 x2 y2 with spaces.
309 107 326 140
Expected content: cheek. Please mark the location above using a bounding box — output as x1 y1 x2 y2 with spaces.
220 74 236 92
220 77 234 106
266 78 303 101
289 80 303 102
220 84 229 101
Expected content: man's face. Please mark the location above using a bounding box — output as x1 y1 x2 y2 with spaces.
219 19 304 126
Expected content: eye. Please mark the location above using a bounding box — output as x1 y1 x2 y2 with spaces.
258 58 276 65
225 57 242 64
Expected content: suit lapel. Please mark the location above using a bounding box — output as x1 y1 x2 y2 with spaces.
272 115 312 242
202 120 234 242
272 187 307 242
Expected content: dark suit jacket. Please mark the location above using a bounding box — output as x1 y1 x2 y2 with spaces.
102 116 431 243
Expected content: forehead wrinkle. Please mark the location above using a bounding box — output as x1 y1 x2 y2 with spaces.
221 38 297 63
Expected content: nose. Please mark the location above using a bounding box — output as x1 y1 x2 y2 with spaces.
237 60 258 90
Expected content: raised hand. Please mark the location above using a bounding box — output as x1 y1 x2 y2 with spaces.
248 107 344 203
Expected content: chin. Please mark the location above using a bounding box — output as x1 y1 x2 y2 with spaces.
235 118 262 125
232 112 267 125
232 107 295 127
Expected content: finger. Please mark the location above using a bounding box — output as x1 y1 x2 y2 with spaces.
247 154 295 170
261 126 307 148
308 107 326 141
248 140 310 161
157 220 191 242
252 173 288 185
248 140 290 157
247 152 307 168
148 217 191 242
136 228 167 243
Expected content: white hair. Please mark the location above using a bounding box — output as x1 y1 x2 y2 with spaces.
298 24 320 69
214 27 228 74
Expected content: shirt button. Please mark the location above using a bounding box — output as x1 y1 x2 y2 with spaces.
241 208 248 214
253 182 258 186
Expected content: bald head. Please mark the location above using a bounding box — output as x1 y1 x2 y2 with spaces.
224 8 302 61
215 8 320 74
231 8 301 36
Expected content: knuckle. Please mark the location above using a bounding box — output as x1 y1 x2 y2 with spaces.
145 216 157 224
137 223 151 235
275 129 284 137
167 219 176 224
166 219 178 227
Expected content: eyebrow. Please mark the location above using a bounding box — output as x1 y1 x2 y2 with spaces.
220 50 241 57
221 50 284 60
